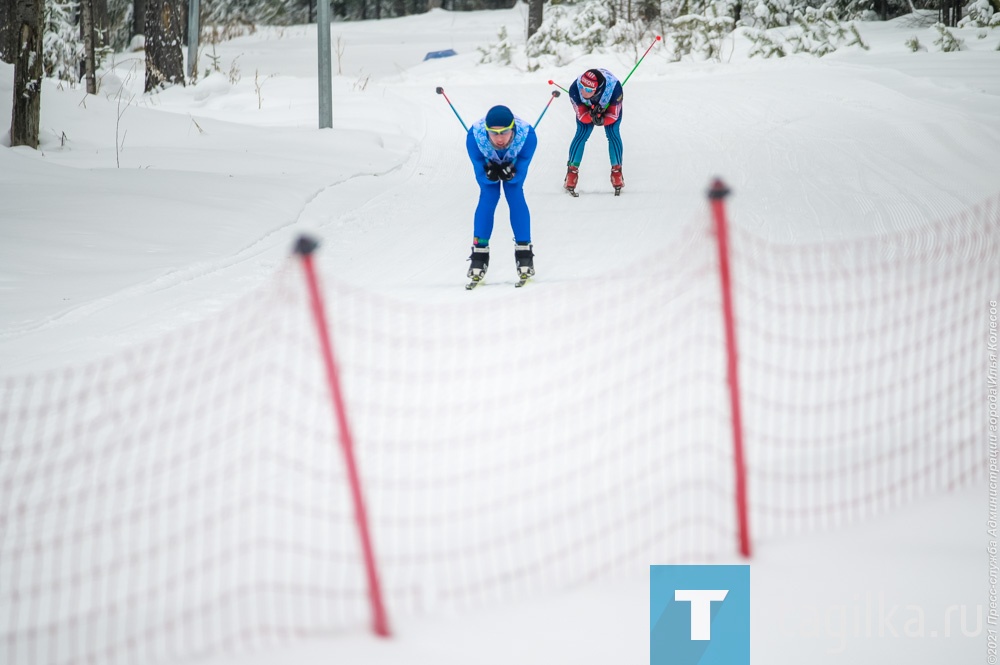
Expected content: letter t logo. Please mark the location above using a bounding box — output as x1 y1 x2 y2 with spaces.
674 589 729 640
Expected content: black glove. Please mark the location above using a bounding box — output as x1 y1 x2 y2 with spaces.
484 162 501 181
591 106 605 126
498 162 516 182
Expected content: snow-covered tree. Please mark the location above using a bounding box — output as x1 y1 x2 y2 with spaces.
44 0 85 87
672 4 735 60
959 0 1000 26
744 26 787 55
201 0 309 27
786 5 846 55
744 2 868 57
745 0 793 29
479 25 516 64
524 0 615 67
933 21 964 49
104 0 135 52
474 0 967 69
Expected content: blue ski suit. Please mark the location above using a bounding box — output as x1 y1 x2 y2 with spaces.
466 116 537 245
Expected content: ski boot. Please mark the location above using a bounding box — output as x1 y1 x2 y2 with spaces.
466 245 490 290
611 164 624 196
564 165 580 198
514 243 534 288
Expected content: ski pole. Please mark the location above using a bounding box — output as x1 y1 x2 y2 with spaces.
435 86 468 132
621 35 661 86
534 90 561 128
548 79 569 94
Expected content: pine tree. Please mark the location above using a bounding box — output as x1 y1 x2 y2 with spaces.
44 0 84 87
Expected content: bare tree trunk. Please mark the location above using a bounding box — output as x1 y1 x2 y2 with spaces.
1 0 17 63
179 0 187 45
144 0 185 91
132 0 146 44
940 0 961 25
641 0 660 21
80 0 98 94
527 0 543 39
11 0 43 149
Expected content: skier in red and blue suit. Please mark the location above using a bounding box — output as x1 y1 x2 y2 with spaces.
564 68 624 194
465 104 538 283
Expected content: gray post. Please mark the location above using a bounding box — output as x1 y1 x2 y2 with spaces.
188 0 200 80
317 0 333 128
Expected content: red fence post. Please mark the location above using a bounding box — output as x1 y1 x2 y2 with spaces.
294 236 392 637
708 179 752 559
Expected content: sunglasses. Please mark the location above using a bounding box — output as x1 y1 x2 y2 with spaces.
486 120 515 135
580 84 596 93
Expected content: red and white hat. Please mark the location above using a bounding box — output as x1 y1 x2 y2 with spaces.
579 70 600 90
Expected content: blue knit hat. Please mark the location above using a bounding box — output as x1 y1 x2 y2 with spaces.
485 105 514 129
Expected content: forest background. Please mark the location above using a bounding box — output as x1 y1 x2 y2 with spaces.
2 0 996 120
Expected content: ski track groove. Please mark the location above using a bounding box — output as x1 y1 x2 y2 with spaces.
0 159 419 344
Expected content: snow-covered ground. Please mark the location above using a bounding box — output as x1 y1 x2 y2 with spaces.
1 6 997 663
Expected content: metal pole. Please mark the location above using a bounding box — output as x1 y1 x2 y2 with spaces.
187 0 200 81
317 0 333 128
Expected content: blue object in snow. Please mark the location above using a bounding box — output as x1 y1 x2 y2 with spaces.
423 49 457 61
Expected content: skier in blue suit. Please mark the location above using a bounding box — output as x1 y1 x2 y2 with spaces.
564 68 625 195
465 104 538 284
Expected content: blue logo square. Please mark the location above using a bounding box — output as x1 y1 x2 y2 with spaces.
650 565 750 665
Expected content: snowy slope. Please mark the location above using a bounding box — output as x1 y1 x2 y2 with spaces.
1 6 997 664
